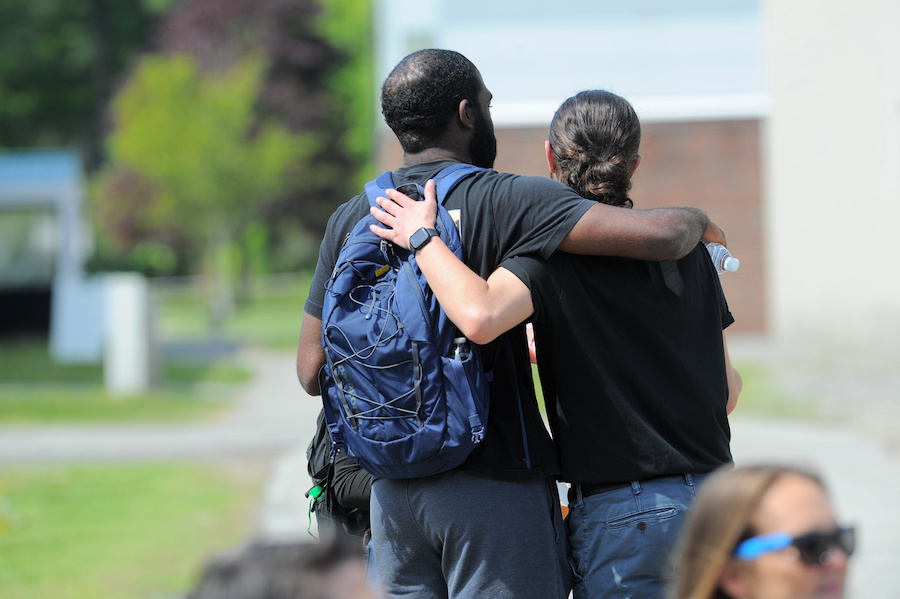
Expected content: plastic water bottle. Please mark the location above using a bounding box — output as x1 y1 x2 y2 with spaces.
705 242 740 274
451 337 471 361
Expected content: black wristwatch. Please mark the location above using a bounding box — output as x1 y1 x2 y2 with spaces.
409 228 439 254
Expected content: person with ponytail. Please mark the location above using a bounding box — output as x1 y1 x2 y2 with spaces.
547 90 640 209
370 89 741 599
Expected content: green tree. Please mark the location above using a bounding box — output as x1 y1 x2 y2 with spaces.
316 0 376 188
0 0 169 169
90 0 375 294
155 0 375 242
98 54 308 321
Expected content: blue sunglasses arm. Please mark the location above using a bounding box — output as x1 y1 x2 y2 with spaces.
735 532 793 560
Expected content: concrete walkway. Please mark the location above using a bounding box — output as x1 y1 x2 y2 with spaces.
2 344 899 597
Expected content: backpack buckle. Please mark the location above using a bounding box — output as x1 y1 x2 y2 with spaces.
471 426 485 444
380 239 397 262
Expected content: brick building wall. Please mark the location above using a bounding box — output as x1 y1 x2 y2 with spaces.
637 120 763 333
377 118 764 333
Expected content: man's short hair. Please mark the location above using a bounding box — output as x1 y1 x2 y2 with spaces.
381 49 482 153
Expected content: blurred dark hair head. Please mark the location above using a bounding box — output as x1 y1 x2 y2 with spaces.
187 537 368 599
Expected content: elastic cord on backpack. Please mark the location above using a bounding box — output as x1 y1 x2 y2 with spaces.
325 164 489 480
410 340 424 426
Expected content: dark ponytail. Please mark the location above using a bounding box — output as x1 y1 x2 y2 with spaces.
548 90 641 208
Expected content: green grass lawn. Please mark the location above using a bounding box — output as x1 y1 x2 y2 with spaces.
729 360 819 419
0 340 252 424
0 341 252 386
0 274 315 598
0 461 266 599
0 386 236 424
156 272 313 351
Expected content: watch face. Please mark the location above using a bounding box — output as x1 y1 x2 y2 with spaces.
410 228 437 252
410 229 425 250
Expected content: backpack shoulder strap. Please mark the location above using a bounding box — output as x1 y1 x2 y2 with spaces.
364 171 395 209
431 163 484 204
363 164 484 209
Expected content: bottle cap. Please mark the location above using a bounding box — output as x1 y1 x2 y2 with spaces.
723 257 740 272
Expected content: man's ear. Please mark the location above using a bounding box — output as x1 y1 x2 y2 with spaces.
631 154 642 177
458 98 475 130
718 561 750 599
544 140 558 177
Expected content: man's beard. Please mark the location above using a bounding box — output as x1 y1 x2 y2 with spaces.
469 107 497 169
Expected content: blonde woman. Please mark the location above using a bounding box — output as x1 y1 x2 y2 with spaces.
669 464 854 599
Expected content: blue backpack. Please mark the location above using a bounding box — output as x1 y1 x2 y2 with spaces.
320 163 490 480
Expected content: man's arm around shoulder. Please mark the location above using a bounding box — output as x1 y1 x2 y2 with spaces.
559 203 724 260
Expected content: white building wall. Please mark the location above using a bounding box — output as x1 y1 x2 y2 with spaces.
764 0 900 352
373 0 765 128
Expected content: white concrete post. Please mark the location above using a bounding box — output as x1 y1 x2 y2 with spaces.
104 273 158 396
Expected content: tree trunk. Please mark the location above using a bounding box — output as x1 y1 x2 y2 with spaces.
207 223 236 332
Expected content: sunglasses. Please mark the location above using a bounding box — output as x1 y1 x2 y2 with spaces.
734 526 856 566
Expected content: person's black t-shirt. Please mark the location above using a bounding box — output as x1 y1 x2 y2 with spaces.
504 244 734 484
305 160 594 481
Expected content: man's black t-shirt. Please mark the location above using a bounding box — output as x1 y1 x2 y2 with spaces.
305 160 594 481
504 244 734 484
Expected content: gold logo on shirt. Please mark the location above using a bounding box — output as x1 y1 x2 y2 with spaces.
447 209 462 233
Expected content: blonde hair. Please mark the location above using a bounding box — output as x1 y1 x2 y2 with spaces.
668 464 825 599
